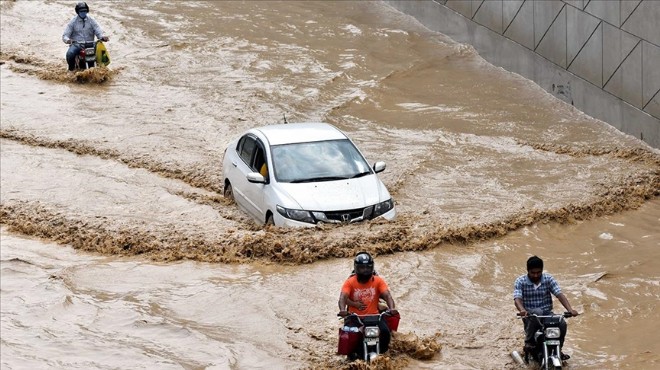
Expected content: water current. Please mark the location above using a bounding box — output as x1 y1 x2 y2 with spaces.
1 1 658 369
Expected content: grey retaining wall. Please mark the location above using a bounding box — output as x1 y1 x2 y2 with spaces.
386 0 660 148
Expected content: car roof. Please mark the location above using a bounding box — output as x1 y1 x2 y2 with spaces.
253 122 348 146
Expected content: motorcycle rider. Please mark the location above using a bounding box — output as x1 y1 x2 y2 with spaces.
513 255 579 360
62 2 109 71
338 252 398 357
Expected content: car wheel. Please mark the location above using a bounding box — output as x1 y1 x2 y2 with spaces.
224 182 234 201
265 214 274 226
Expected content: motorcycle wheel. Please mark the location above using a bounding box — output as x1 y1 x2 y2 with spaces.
74 56 83 71
74 58 91 71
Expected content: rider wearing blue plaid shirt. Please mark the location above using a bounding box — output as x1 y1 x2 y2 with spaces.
513 256 579 358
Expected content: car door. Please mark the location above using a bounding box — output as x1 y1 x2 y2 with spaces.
243 142 269 221
232 135 267 222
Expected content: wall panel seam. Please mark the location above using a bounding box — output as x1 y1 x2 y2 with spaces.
621 0 643 28
534 3 566 51
472 0 486 20
603 40 642 88
567 21 602 69
503 0 526 35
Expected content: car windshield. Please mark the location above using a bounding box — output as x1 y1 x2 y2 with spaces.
271 139 372 183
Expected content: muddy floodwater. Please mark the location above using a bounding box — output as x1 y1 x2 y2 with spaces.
1 1 659 369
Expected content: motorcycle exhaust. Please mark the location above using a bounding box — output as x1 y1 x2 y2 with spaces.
511 350 526 367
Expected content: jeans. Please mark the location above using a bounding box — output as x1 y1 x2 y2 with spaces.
523 308 567 349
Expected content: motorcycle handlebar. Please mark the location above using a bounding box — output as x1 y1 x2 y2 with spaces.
70 39 107 46
337 310 395 322
516 312 575 318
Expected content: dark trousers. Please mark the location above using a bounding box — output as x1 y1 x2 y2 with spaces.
523 308 567 349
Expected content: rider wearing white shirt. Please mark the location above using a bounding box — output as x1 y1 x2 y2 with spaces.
62 2 109 71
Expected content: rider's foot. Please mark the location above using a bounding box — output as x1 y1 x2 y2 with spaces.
561 352 571 361
522 345 533 364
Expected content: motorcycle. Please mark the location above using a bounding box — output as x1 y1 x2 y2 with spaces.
71 40 102 71
337 310 400 363
512 312 574 369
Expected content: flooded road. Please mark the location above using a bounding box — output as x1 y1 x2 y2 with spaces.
1 1 658 369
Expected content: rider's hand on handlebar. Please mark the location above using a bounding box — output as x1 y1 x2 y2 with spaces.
101 36 109 42
65 39 72 45
388 309 399 316
338 310 349 317
517 310 528 317
569 309 579 317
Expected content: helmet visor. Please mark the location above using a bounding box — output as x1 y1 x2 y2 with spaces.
355 264 373 276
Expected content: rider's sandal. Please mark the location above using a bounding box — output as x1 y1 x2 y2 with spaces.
561 352 571 361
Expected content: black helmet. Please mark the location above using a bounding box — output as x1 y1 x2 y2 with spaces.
75 2 89 14
354 252 374 281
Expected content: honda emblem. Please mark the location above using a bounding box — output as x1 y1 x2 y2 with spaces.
341 214 350 222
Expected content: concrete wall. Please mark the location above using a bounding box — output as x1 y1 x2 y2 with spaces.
386 0 660 148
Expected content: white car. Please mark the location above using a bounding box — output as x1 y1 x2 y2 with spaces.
222 122 396 227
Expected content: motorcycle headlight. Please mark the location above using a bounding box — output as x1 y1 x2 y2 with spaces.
372 199 394 218
364 326 380 338
545 327 561 339
276 205 315 224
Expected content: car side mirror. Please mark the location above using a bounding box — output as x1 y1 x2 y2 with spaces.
247 172 267 184
373 161 386 174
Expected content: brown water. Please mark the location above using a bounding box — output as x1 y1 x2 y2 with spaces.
1 1 658 369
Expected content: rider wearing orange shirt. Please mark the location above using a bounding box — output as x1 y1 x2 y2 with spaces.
338 252 398 355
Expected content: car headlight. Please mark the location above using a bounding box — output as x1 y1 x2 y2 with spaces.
545 327 561 339
372 199 394 218
364 326 380 338
276 205 315 224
